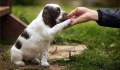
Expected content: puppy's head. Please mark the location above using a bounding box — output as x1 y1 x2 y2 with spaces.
42 4 68 27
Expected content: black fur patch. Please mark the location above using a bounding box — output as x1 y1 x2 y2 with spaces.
21 31 30 39
15 40 22 49
42 6 60 27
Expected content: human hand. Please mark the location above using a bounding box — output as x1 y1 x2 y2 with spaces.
67 7 98 26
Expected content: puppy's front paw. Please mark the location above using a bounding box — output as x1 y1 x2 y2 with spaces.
14 61 25 67
65 19 72 27
67 19 72 23
41 62 50 67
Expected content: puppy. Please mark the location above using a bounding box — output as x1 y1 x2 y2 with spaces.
10 4 72 67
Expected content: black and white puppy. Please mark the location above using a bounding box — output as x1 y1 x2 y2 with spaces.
10 4 72 67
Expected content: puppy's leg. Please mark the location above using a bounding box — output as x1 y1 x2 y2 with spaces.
46 19 72 36
11 47 25 67
40 46 49 67
31 58 40 65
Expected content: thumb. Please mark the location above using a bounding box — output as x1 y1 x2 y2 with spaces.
67 13 73 18
67 9 77 18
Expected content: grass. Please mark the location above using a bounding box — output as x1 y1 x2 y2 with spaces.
12 6 42 24
0 45 18 69
2 5 119 69
56 22 120 70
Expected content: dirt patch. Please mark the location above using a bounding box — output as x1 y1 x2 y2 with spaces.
19 63 66 70
0 44 86 70
49 45 87 59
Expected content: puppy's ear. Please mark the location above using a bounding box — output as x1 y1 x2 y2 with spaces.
42 6 56 28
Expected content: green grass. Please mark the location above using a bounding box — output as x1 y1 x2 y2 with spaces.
56 22 120 70
11 6 120 69
12 6 43 23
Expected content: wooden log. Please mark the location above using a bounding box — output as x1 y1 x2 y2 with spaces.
0 0 27 43
1 14 27 42
0 0 12 13
0 17 1 42
0 6 10 17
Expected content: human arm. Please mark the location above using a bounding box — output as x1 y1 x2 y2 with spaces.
67 7 120 28
67 7 98 25
97 8 120 28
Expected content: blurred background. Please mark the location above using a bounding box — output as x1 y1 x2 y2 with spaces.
12 0 120 24
0 0 120 69
12 0 120 7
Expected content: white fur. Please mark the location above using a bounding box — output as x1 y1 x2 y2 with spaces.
10 4 71 67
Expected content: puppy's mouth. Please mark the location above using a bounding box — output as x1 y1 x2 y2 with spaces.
58 13 68 23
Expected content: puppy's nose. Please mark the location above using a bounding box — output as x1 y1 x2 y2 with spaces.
63 13 68 20
60 13 68 22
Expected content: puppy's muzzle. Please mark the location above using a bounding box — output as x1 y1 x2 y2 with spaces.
60 13 68 22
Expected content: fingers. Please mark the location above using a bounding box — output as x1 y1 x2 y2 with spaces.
67 8 78 18
67 10 75 18
67 7 91 26
71 14 89 25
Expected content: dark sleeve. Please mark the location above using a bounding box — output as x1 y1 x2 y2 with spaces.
96 8 120 28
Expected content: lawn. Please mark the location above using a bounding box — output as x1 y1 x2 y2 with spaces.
3 5 120 69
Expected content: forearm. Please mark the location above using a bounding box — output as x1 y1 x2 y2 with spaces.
96 8 120 28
